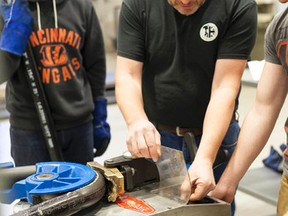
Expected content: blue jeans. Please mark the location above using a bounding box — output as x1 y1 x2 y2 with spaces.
10 121 94 166
158 120 240 216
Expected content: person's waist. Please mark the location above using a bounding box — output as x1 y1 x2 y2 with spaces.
10 114 92 130
153 112 237 137
154 123 202 136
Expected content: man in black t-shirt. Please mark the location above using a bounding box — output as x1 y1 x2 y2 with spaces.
115 0 257 214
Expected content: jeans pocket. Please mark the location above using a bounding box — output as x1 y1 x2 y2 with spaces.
220 120 240 156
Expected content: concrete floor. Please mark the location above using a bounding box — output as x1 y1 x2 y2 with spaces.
0 54 287 215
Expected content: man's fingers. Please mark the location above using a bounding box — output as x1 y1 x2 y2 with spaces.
189 181 215 201
189 187 207 201
127 136 142 158
180 175 192 201
137 134 151 158
144 129 161 162
126 122 161 161
155 130 161 157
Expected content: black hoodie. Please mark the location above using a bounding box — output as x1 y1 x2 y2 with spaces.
1 0 106 130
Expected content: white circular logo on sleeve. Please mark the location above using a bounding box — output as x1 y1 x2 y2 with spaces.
200 23 218 42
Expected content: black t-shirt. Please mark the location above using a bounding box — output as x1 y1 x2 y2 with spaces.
118 0 257 128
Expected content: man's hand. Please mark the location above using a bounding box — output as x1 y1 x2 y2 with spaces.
208 179 236 203
181 159 215 200
0 0 33 56
93 97 111 157
126 119 161 162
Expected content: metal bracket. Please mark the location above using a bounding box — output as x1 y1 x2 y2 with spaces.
104 155 160 191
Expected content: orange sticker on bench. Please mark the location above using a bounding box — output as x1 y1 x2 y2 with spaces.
116 193 155 214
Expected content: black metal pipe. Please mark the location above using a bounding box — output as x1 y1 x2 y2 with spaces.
23 43 64 161
0 165 36 190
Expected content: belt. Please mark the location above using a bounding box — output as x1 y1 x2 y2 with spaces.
154 112 236 137
156 124 202 137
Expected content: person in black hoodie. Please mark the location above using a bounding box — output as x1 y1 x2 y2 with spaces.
0 0 111 165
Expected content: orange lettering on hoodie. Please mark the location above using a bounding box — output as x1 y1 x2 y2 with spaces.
62 66 72 81
30 32 40 47
52 68 60 84
42 68 51 84
65 31 74 46
68 64 76 77
50 28 59 43
73 33 80 47
72 57 80 70
30 28 82 49
45 29 51 43
38 29 46 44
59 29 67 43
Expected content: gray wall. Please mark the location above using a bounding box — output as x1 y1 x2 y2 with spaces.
92 0 287 55
92 0 122 52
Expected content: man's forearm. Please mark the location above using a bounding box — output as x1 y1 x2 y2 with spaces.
219 108 279 186
116 74 147 127
215 63 288 199
115 56 147 127
195 88 236 164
